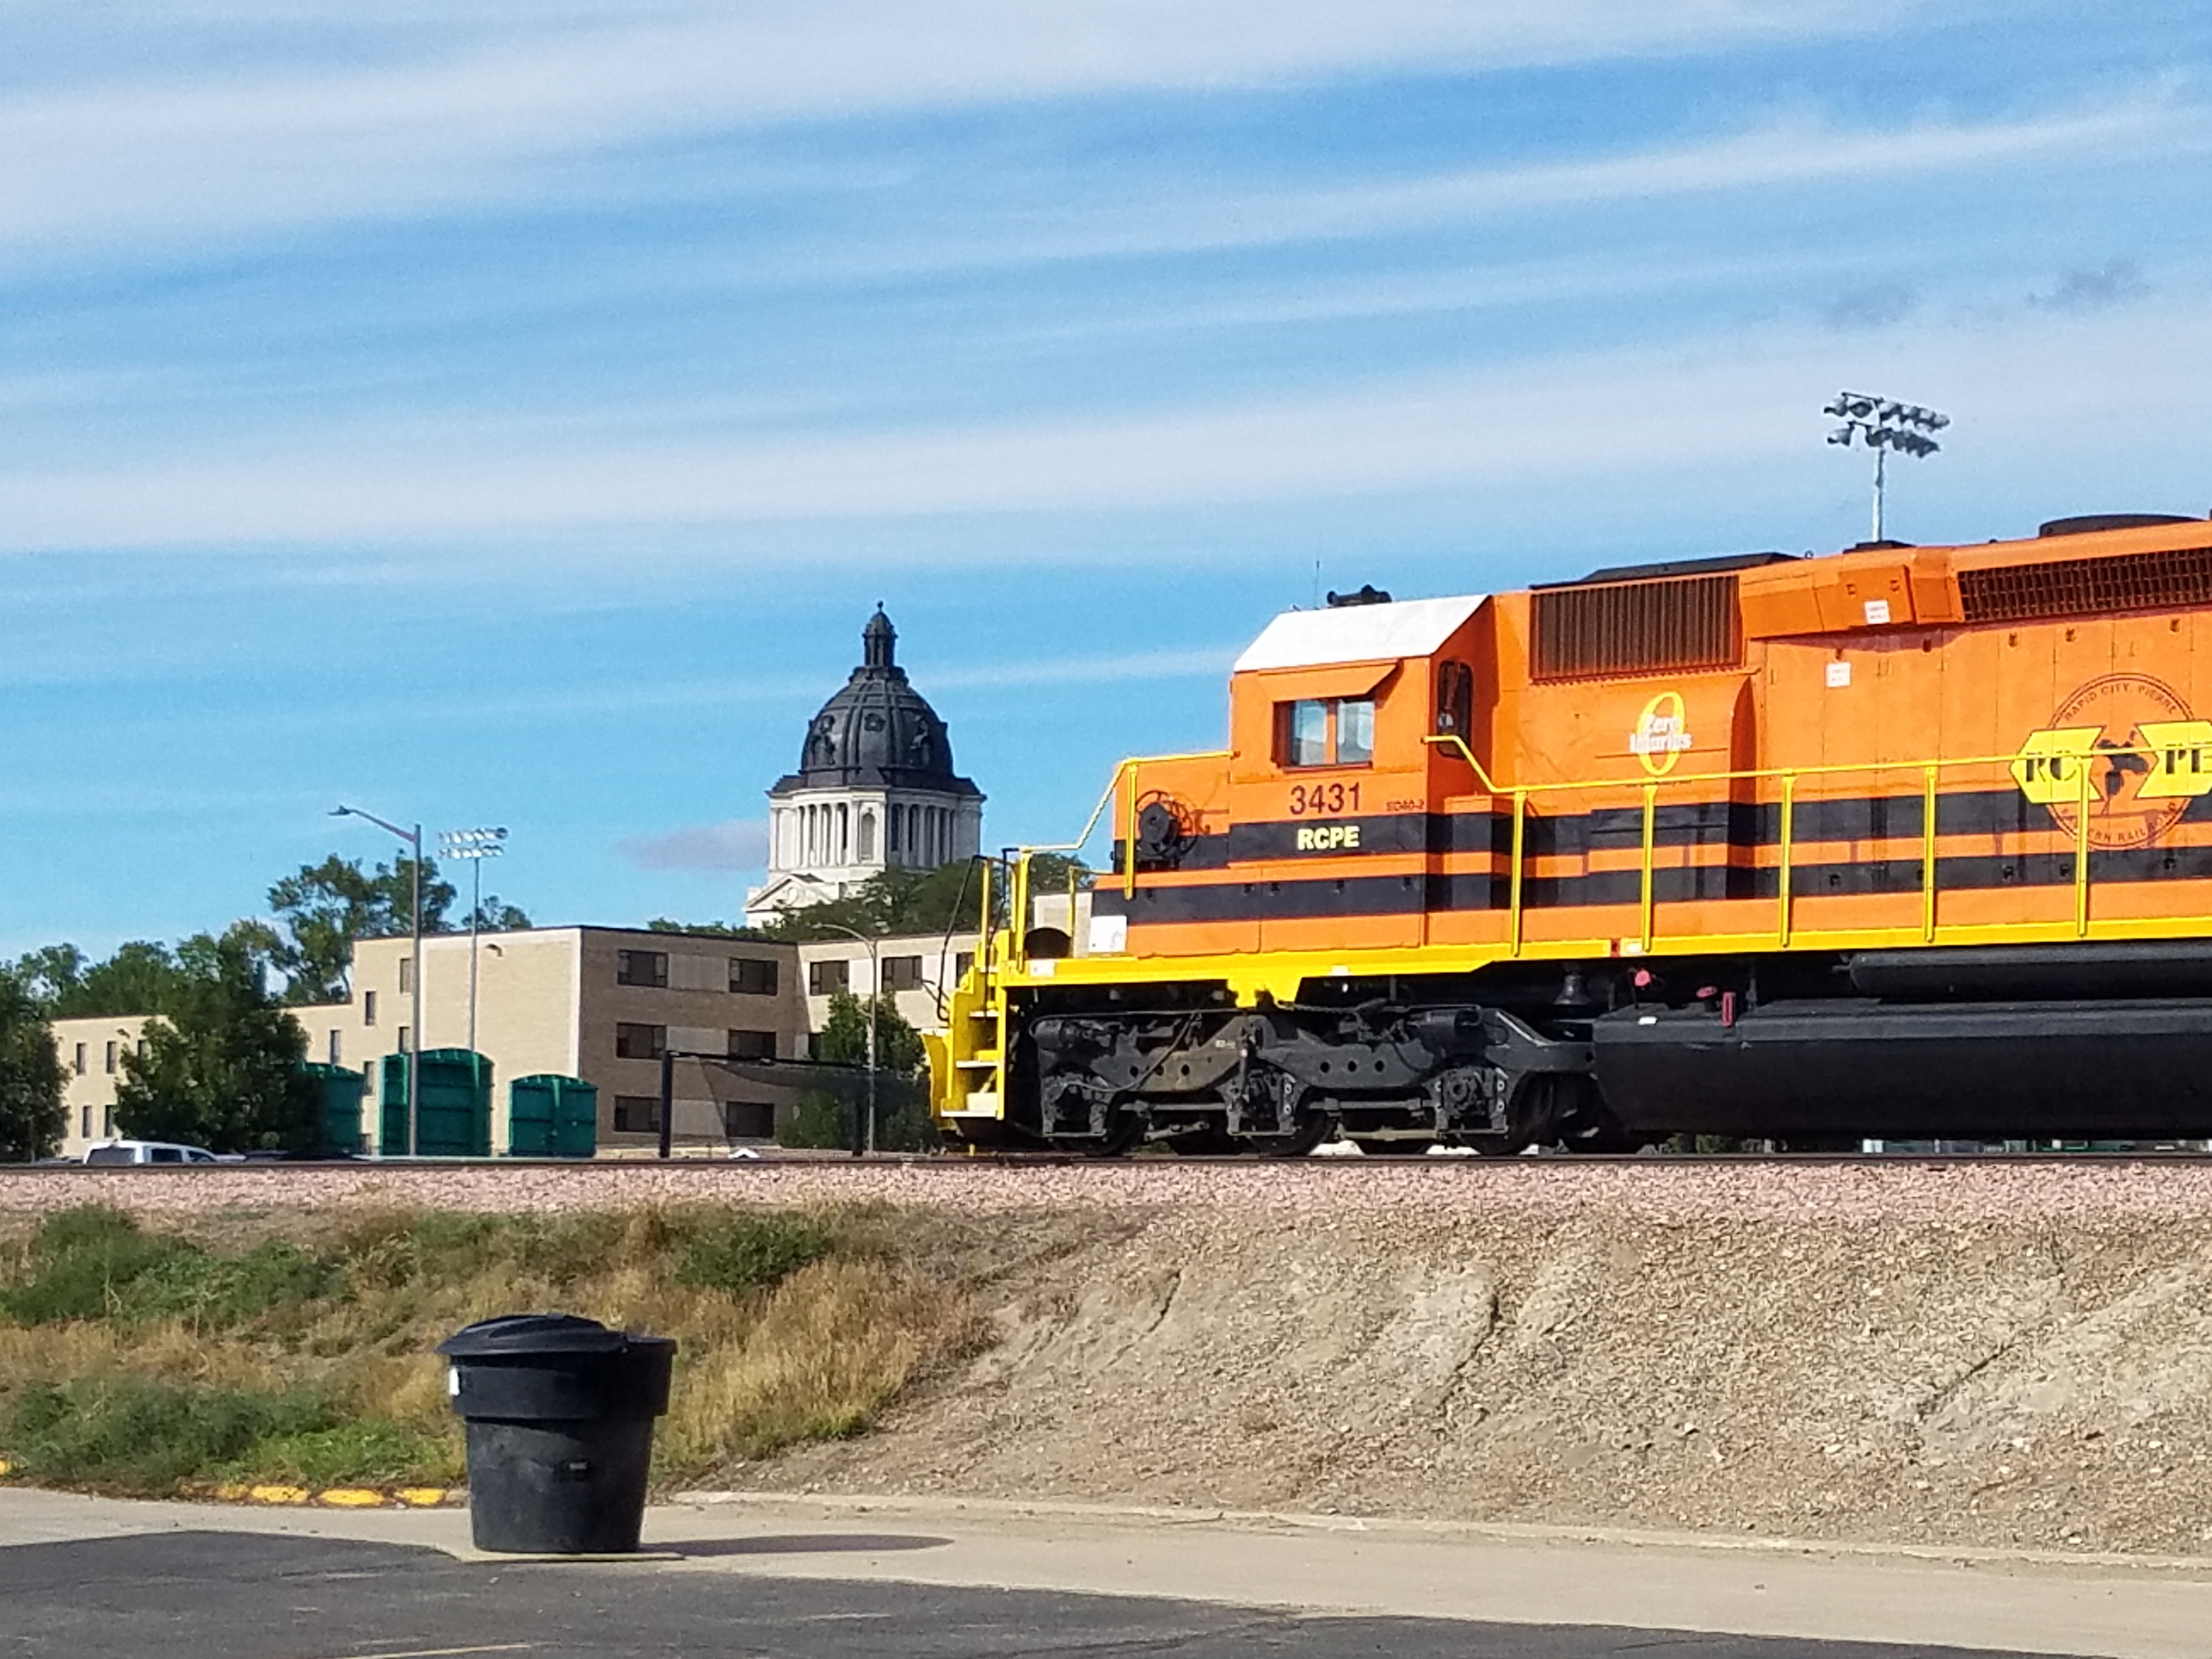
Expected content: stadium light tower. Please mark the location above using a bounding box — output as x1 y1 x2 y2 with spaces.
437 826 507 1053
1824 392 1948 544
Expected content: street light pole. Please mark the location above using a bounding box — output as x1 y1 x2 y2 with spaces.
332 804 422 1157
771 877 881 1156
437 827 507 1054
810 922 880 1158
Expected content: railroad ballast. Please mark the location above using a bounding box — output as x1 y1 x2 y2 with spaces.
933 511 2212 1153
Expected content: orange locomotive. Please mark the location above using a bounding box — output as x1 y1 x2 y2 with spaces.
934 511 2212 1153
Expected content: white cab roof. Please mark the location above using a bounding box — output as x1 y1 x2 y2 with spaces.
1233 594 1486 673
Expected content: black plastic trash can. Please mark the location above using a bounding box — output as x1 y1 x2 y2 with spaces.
438 1313 676 1554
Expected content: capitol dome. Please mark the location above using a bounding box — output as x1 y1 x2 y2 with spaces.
775 608 981 797
746 608 986 924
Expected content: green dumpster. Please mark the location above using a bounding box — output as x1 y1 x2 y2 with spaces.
300 1062 365 1155
509 1075 599 1159
379 1049 493 1157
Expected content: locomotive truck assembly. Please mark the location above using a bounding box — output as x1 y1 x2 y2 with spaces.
930 510 2212 1154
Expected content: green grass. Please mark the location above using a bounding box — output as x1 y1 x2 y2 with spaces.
5 1376 335 1492
673 1210 834 1295
0 1207 332 1333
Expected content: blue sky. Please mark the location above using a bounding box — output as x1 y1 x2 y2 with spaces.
4 1 2209 956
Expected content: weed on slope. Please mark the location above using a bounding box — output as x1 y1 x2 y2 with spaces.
0 1204 973 1498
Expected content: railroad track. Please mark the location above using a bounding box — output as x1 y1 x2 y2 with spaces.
15 1148 2212 1171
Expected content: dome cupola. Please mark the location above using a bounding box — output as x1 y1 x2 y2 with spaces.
774 607 981 798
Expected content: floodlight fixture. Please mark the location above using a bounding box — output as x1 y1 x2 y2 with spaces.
437 826 510 1053
1823 389 1948 543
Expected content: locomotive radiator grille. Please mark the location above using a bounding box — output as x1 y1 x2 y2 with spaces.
1531 573 1740 681
1960 544 2212 624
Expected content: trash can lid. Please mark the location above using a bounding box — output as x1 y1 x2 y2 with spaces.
438 1313 629 1358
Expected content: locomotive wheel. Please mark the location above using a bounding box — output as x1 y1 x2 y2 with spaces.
1248 1110 1332 1159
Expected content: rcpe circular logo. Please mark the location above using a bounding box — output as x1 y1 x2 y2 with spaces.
2044 673 2191 850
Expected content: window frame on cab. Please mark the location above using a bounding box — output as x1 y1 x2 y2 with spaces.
1277 696 1376 769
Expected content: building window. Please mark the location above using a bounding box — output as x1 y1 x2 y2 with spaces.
101 1107 115 1136
398 957 413 993
726 1029 776 1060
882 955 923 991
616 1022 667 1060
398 1027 412 1053
363 989 377 1026
328 1030 342 1065
104 1040 117 1075
612 1095 662 1133
723 1099 774 1139
729 957 778 996
616 949 669 988
809 958 850 996
136 1037 147 1059
72 1042 85 1076
955 951 975 980
80 1104 92 1138
1278 697 1375 768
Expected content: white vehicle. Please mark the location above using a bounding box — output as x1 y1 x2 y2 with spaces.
82 1139 221 1166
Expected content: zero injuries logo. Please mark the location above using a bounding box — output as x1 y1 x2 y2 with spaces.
1628 691 1693 777
2010 674 2212 849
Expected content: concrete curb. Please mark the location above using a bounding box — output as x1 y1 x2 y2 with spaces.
669 1488 2212 1576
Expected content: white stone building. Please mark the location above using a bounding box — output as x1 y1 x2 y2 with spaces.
745 608 984 924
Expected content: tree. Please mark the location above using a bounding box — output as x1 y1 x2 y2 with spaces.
776 990 933 1152
265 854 456 1003
465 899 532 932
756 859 990 943
113 935 318 1153
12 940 193 1019
0 969 66 1163
645 918 771 939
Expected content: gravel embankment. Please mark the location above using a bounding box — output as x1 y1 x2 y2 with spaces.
7 1154 2212 1222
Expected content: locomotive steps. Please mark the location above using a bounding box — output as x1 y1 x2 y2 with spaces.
8 1158 2212 1558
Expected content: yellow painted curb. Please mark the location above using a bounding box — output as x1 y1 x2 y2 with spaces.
190 1481 460 1509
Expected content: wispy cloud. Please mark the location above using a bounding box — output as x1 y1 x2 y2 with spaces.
2029 258 2149 312
5 294 2208 555
0 1 1923 261
617 818 768 873
1825 282 1919 330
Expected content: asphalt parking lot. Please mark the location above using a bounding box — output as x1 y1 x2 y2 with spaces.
1 1527 2034 1659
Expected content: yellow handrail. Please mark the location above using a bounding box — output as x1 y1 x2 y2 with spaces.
2075 760 2092 936
1638 781 1657 951
1776 774 1796 946
1921 765 1938 943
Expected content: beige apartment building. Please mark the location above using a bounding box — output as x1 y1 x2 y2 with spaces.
54 922 985 1159
53 1013 151 1156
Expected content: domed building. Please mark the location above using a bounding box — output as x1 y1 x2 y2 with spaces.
744 608 985 924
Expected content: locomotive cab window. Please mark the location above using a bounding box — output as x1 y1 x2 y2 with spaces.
1434 661 1473 739
1279 697 1375 768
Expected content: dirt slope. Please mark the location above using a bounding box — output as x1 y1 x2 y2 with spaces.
744 1203 2212 1556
